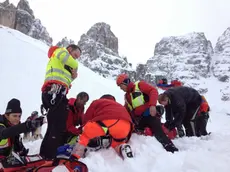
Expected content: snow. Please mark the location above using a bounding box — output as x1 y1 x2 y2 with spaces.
0 26 230 172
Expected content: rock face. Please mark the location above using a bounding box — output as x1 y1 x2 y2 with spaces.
212 28 230 101
77 22 135 79
0 0 16 28
56 37 75 47
136 32 213 92
147 32 213 80
0 0 52 45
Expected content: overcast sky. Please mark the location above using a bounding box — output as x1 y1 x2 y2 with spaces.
3 0 230 67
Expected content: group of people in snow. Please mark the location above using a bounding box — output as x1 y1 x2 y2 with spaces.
0 43 211 170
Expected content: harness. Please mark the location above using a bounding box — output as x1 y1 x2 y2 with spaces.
96 120 133 143
41 84 67 116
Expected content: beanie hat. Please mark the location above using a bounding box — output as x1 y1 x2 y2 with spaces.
5 98 22 114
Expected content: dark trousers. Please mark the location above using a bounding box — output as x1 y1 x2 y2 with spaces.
136 116 174 147
182 101 201 137
39 87 68 160
195 112 209 136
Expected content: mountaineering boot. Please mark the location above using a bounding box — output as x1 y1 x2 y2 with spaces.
115 143 134 159
163 142 179 153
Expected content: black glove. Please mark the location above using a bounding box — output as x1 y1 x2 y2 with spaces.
26 116 44 131
164 122 171 130
18 147 29 156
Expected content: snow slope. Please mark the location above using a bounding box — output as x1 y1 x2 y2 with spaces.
0 26 230 172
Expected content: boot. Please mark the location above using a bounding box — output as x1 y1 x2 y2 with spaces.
163 142 179 153
115 143 134 159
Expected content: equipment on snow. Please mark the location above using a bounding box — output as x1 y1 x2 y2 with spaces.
0 152 45 172
33 157 88 172
0 151 88 172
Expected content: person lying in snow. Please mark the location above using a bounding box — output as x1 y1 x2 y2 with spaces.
64 92 89 145
0 98 45 169
116 73 178 153
158 86 210 137
67 94 134 160
157 78 183 90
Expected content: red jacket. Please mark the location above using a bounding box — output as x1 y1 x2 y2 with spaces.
83 99 132 125
171 80 182 87
66 98 84 135
125 81 158 116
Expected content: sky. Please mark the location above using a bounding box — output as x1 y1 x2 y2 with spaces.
2 0 230 67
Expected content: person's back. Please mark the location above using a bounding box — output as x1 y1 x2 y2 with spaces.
165 86 201 105
83 99 132 125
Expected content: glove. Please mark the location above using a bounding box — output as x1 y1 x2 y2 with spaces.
18 148 29 156
56 144 74 158
87 136 112 151
144 127 153 136
164 122 175 131
164 122 170 130
25 116 45 131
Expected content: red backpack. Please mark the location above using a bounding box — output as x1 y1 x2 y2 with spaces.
47 46 59 58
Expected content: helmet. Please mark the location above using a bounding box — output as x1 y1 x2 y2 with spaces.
116 74 129 86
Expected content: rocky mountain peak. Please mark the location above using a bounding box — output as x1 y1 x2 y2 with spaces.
86 22 118 54
17 0 34 18
0 0 52 45
214 27 230 54
136 32 213 93
56 37 75 47
76 22 134 79
212 28 230 101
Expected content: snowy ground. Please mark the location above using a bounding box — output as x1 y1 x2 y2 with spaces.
0 26 230 172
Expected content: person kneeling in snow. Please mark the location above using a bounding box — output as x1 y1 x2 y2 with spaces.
70 94 134 160
64 92 89 145
0 99 44 162
116 74 178 153
158 86 210 137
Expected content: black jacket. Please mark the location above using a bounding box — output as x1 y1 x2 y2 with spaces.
0 115 29 157
163 86 202 129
